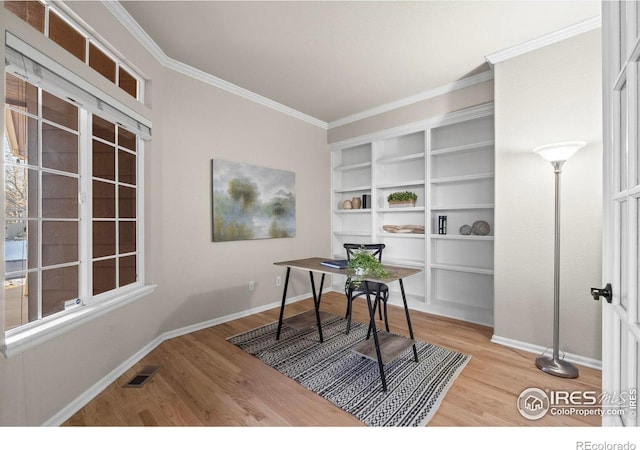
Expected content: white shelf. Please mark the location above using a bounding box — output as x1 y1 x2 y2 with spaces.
383 257 425 268
430 297 493 311
334 161 372 172
378 206 425 213
334 209 372 214
377 232 425 239
377 152 425 165
331 103 494 326
430 204 494 210
430 263 494 275
334 230 372 236
431 173 494 184
376 180 425 189
430 234 494 241
431 140 495 156
333 185 371 193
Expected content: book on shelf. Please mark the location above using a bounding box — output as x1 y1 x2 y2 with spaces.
320 259 349 269
362 194 372 209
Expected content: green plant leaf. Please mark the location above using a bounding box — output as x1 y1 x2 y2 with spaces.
387 191 417 202
346 246 390 287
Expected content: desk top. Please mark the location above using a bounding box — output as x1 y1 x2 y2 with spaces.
274 257 421 283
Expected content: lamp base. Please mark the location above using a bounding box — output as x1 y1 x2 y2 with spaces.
535 355 579 378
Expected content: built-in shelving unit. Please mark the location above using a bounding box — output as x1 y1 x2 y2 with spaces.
330 103 494 326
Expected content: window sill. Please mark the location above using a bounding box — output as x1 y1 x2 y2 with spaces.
2 284 157 358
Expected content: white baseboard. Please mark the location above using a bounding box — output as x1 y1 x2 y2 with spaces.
490 334 602 370
44 290 321 426
43 334 165 426
48 290 603 426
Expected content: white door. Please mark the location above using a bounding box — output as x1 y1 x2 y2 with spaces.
602 0 640 427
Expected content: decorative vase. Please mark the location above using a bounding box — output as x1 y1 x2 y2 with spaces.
342 199 353 209
351 197 362 209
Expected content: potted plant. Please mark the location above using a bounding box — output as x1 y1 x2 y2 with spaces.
387 191 417 208
346 246 390 288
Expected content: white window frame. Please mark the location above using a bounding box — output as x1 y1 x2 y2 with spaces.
7 0 146 103
2 36 154 358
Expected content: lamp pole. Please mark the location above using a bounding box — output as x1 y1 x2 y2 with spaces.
552 161 563 362
533 142 584 379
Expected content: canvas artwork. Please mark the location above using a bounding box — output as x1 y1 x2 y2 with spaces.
211 159 296 242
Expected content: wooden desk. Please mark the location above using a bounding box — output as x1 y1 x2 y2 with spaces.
274 257 421 392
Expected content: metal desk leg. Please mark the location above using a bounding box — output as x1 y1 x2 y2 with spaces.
316 273 326 308
276 267 291 340
399 278 419 363
365 281 387 392
309 271 325 343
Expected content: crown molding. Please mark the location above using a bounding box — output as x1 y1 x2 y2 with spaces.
101 1 328 129
100 0 171 66
329 102 494 150
101 2 599 132
327 70 494 129
485 16 601 65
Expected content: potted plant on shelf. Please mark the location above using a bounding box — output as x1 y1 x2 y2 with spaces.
387 191 417 208
346 246 390 288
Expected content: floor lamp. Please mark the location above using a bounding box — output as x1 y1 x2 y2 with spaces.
533 141 586 379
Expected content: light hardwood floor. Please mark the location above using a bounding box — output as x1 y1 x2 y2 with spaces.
64 291 602 426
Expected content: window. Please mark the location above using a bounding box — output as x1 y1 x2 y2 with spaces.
89 43 116 83
3 34 151 351
48 9 85 62
4 0 142 101
91 116 138 296
4 0 44 33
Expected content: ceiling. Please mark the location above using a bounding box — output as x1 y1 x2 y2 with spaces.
118 1 601 125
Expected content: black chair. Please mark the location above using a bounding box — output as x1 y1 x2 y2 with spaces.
344 243 389 335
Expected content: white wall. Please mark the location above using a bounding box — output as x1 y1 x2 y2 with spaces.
0 2 605 426
493 30 603 360
328 79 494 143
157 69 329 333
0 2 329 425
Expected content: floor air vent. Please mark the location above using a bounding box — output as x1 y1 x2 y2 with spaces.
123 365 161 388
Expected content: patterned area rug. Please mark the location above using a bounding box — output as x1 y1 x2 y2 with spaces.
227 311 470 426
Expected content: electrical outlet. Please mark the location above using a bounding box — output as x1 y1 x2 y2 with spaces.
276 276 282 287
248 280 255 291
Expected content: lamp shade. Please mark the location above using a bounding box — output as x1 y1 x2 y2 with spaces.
533 141 586 162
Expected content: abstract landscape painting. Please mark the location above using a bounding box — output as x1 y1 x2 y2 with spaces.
211 159 296 242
